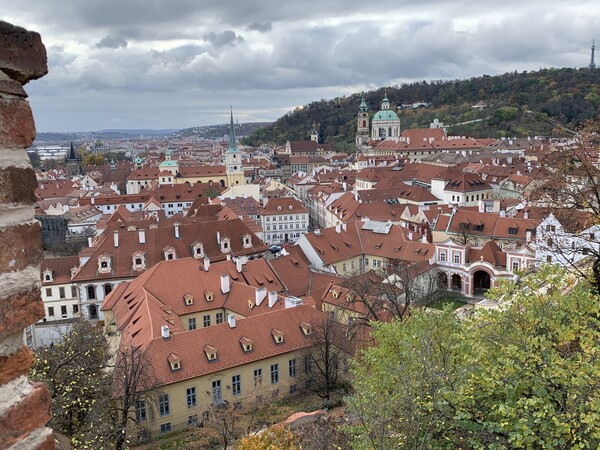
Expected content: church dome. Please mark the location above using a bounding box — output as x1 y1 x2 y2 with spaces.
372 109 399 121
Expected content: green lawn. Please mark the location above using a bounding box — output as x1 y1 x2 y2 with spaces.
429 298 467 311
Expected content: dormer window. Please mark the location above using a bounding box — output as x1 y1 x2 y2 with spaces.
240 336 253 352
271 329 284 344
221 237 231 254
98 254 112 274
346 293 352 303
132 251 146 271
204 290 214 302
242 234 252 249
43 269 53 282
277 205 282 211
299 322 312 336
288 205 293 210
163 246 176 261
183 293 194 306
508 227 518 235
331 289 339 299
167 353 182 371
192 241 204 259
127 224 137 231
204 344 218 361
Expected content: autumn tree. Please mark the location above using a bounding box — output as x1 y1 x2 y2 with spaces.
301 314 351 401
530 115 600 292
346 265 600 449
30 320 114 448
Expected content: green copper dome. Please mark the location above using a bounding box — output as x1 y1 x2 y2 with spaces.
372 109 399 121
359 97 368 112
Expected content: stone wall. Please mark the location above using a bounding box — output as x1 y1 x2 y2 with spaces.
0 20 54 449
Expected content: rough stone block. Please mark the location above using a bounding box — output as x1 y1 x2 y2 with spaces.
0 167 37 203
0 289 44 339
0 222 41 273
0 382 52 448
0 21 47 84
0 70 27 97
0 345 33 385
0 97 36 148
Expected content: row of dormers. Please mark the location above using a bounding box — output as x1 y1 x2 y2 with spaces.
167 321 314 371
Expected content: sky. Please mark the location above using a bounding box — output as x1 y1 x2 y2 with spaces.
3 1 599 132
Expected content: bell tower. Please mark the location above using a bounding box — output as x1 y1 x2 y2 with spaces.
224 107 245 186
355 96 370 148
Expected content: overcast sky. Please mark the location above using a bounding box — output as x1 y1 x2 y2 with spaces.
3 1 599 132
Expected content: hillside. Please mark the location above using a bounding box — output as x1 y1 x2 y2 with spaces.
172 122 272 139
241 68 600 151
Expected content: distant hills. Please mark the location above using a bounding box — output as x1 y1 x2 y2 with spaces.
241 67 600 151
34 122 271 144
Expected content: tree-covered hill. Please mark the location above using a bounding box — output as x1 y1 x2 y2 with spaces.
241 68 600 151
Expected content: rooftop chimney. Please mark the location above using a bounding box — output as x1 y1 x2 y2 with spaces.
138 229 146 244
227 314 236 328
203 257 210 272
174 223 180 239
161 325 170 340
335 223 341 233
216 231 221 244
255 287 267 306
268 291 278 308
524 209 529 219
87 237 93 247
114 229 119 247
526 230 532 244
236 257 243 273
408 231 414 241
221 274 230 294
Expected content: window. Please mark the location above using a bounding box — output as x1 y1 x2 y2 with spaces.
136 401 147 422
104 284 112 296
59 287 65 299
232 374 241 396
453 254 460 264
440 252 446 262
512 261 519 271
159 393 170 416
546 225 556 232
216 312 224 324
45 288 52 297
186 387 196 408
270 364 279 384
60 305 67 317
304 355 312 374
188 318 196 330
72 304 79 315
289 359 297 377
48 306 54 317
508 227 518 235
254 368 262 386
188 415 198 425
546 255 552 263
212 380 222 405
87 285 96 300
160 423 171 434
289 384 297 394
203 314 211 327
547 238 553 247
71 286 77 298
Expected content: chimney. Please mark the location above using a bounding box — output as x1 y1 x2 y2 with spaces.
174 223 180 239
236 257 243 273
526 230 532 243
342 181 347 191
91 197 95 204
255 287 267 306
408 231 413 241
113 230 119 247
499 209 506 218
221 274 230 294
87 237 93 247
268 291 278 308
227 314 236 328
203 257 210 272
342 223 347 231
138 229 146 244
422 233 428 243
161 325 170 340
216 231 221 244
335 223 341 233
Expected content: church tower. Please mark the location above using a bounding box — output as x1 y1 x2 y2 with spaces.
65 141 82 177
356 96 370 148
224 108 245 186
310 124 319 142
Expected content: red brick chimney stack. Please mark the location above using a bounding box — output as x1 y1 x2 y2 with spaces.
0 20 54 449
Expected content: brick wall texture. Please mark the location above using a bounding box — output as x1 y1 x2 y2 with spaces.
0 20 54 449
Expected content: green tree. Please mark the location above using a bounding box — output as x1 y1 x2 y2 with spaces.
346 266 600 449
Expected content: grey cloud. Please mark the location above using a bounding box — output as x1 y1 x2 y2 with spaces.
95 35 128 48
203 30 245 49
247 22 272 33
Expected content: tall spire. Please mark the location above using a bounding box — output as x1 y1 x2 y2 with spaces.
590 39 596 69
227 106 238 153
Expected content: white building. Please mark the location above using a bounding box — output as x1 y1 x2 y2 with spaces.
260 197 309 245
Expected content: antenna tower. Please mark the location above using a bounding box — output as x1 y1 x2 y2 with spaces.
590 39 596 69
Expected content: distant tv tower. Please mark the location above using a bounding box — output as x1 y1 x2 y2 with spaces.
590 39 596 69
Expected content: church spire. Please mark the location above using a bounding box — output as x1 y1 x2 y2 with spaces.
227 106 238 153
